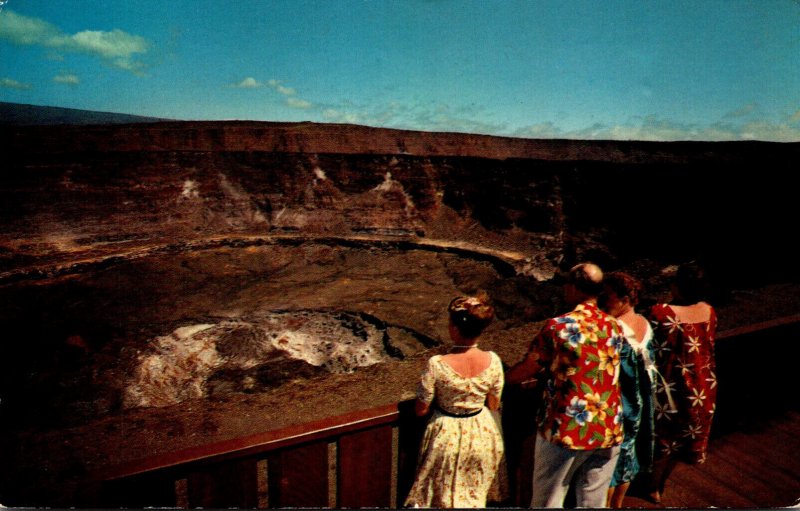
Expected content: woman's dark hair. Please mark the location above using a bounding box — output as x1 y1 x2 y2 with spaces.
448 293 495 339
674 261 710 304
603 271 643 306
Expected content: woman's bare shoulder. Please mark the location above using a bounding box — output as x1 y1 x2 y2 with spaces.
669 302 713 323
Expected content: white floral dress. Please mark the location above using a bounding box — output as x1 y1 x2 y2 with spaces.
404 352 505 508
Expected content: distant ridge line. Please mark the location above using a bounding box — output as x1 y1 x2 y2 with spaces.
0 101 172 126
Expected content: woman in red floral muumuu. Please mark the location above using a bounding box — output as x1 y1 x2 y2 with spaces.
646 262 717 503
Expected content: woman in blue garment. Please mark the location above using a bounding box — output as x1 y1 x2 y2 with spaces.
600 272 657 508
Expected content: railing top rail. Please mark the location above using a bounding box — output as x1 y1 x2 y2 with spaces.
96 401 402 481
716 313 800 340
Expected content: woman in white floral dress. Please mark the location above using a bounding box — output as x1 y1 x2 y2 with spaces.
404 294 505 508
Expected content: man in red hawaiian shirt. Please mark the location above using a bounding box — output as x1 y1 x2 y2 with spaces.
507 262 625 508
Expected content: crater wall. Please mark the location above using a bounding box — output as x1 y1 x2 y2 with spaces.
3 122 797 284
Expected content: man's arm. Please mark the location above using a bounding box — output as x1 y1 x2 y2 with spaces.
506 323 554 385
505 349 543 385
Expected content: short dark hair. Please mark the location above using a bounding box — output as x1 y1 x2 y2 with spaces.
448 294 495 339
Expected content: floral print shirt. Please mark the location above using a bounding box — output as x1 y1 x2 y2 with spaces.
526 301 625 450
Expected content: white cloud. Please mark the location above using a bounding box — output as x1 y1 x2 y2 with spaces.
733 120 800 142
323 108 363 124
233 77 262 88
0 9 58 45
320 101 507 135
320 99 800 142
394 103 507 135
287 97 312 109
235 77 301 95
68 29 148 58
53 73 79 85
231 76 311 108
512 114 800 143
266 79 296 96
0 77 31 90
0 9 150 74
515 122 564 139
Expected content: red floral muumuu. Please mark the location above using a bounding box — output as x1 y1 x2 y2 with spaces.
649 303 717 464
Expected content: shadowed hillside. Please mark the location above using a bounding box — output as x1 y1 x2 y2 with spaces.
0 101 170 126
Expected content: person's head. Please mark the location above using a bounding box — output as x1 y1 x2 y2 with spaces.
671 261 709 304
600 271 642 317
564 262 604 305
447 293 495 341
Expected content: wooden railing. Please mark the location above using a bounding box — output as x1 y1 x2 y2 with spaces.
88 314 800 508
91 400 427 508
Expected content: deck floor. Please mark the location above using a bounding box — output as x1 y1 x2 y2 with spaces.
621 409 800 509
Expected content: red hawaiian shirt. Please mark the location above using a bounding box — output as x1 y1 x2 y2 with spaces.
527 301 625 450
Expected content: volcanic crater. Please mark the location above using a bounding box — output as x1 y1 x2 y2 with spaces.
1 118 799 506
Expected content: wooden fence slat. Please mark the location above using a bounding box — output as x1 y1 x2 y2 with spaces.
500 384 540 507
186 458 259 508
395 400 427 506
267 441 328 508
100 470 177 508
338 425 394 508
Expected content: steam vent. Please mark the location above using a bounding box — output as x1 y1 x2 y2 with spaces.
1 118 799 506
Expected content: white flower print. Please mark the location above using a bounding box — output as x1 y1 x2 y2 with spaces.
657 379 676 396
705 371 717 389
683 424 703 439
688 387 706 407
655 401 677 420
559 324 585 346
686 335 701 353
653 339 671 357
565 396 594 425
676 359 695 376
661 440 680 456
665 315 683 334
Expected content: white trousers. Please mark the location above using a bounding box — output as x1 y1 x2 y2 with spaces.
531 434 621 508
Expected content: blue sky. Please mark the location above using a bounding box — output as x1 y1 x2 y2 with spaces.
2 0 799 141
